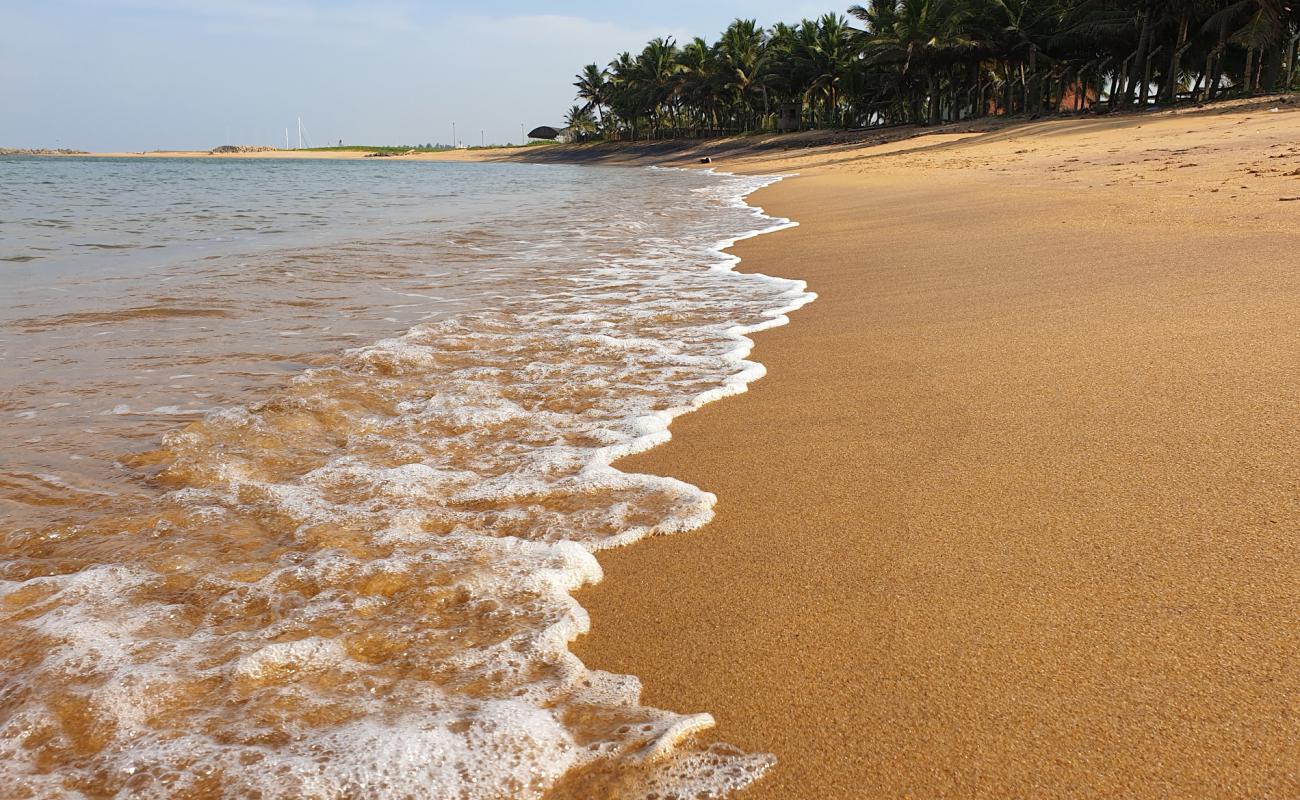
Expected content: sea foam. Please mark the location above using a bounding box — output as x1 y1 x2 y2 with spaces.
0 167 812 799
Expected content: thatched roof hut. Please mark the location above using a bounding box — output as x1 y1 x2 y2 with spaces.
527 126 562 141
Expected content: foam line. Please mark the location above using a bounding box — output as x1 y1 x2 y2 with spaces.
581 170 815 551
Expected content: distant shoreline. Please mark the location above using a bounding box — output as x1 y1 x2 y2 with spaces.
3 145 544 162
0 148 90 156
15 92 1291 169
55 148 524 162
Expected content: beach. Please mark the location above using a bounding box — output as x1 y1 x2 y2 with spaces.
565 99 1300 798
5 98 1299 798
10 0 1300 793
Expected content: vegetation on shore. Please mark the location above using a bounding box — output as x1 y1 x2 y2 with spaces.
0 148 89 156
302 145 453 153
565 0 1300 140
299 142 554 154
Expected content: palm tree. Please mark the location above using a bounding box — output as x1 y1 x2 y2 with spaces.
800 15 862 127
986 0 1063 114
564 2 1300 138
564 105 597 141
853 0 981 124
606 51 646 140
766 22 813 124
719 19 773 130
678 37 723 133
637 37 685 137
1207 0 1294 91
574 64 610 131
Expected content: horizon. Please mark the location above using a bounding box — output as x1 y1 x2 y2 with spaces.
1 0 829 152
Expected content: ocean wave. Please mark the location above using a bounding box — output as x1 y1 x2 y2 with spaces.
0 168 812 799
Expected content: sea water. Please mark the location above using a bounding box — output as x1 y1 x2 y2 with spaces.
0 155 812 799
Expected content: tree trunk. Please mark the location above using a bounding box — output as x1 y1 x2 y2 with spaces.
1261 40 1283 93
1209 17 1230 100
1164 14 1189 104
1003 61 1014 115
1291 35 1300 89
1244 48 1256 94
927 72 940 125
1204 49 1217 101
1027 48 1040 114
1020 62 1030 113
1140 44 1159 107
1125 5 1152 106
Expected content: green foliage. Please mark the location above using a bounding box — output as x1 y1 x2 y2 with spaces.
564 105 598 135
301 145 453 153
568 1 1300 140
301 142 547 153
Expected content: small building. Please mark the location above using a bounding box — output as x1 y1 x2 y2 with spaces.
777 102 803 133
1059 81 1102 112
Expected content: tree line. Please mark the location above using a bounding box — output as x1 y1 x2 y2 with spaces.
563 0 1300 139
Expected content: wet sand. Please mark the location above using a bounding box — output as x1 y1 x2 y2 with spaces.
572 100 1300 797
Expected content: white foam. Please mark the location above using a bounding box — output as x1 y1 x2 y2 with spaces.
231 637 348 681
0 166 811 800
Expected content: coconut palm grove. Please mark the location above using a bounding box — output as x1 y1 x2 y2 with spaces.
563 0 1300 139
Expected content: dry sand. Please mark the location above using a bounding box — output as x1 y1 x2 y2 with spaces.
565 99 1300 798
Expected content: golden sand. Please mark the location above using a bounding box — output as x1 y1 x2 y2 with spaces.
567 100 1300 798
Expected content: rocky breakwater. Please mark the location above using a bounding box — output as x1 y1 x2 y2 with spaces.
210 145 280 154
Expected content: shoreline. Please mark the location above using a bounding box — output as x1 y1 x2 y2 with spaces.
0 157 811 799
572 100 1300 798
18 93 1295 170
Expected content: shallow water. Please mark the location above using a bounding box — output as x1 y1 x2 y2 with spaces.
0 155 812 799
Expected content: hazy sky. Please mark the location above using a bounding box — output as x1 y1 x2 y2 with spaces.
1 1 834 152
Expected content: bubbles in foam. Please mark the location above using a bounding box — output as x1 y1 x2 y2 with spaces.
0 167 812 798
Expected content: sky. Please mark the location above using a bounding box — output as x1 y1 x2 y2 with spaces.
0 0 834 152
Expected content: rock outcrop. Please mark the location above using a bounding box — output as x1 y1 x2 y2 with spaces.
210 145 279 154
